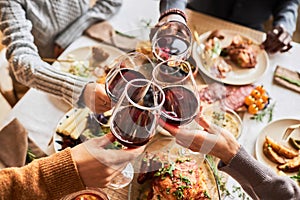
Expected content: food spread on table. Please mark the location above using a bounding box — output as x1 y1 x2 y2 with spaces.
54 108 120 151
199 83 273 122
263 136 300 173
136 153 212 200
64 46 111 79
200 30 258 79
202 106 242 138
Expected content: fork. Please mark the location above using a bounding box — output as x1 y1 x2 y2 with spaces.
282 123 300 140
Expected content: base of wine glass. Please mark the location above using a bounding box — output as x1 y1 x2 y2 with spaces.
107 163 134 189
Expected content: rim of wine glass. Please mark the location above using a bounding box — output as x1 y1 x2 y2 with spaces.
124 78 165 111
105 51 155 99
151 20 192 61
152 59 195 86
116 51 154 70
153 20 192 43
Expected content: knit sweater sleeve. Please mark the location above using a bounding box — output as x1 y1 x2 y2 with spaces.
218 146 300 200
55 0 122 49
0 148 85 200
0 0 89 106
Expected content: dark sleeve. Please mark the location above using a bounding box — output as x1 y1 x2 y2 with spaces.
159 0 187 13
218 146 300 200
272 0 300 35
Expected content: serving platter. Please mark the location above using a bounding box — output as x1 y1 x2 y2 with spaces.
255 118 300 177
48 107 113 154
128 137 221 200
192 29 269 85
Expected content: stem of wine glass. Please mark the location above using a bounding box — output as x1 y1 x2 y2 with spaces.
107 163 134 189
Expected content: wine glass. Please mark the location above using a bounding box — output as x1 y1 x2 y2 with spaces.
151 21 192 61
110 78 165 147
109 79 165 188
152 59 200 127
152 59 203 160
94 51 154 125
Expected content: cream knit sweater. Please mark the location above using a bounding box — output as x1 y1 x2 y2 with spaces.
0 0 122 106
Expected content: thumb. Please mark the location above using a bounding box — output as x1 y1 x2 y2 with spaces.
158 118 180 136
83 132 115 148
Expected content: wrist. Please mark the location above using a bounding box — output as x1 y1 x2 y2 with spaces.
159 14 186 25
220 141 241 165
159 8 187 23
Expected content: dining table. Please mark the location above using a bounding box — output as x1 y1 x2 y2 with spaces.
1 0 300 199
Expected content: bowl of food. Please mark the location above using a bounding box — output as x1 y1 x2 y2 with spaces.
202 104 243 139
61 188 109 200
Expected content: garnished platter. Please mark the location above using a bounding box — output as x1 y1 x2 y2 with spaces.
128 137 221 200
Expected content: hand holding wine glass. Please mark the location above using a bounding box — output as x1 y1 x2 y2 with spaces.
151 21 192 61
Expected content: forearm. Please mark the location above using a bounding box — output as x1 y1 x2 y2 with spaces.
0 149 85 200
219 146 300 200
273 0 300 35
55 0 122 49
159 0 187 13
11 55 88 105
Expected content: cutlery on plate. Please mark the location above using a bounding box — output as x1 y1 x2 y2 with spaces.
42 58 82 63
282 123 300 140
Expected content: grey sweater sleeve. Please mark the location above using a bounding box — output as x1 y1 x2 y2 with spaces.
55 0 122 49
272 0 300 35
218 146 300 200
159 0 187 13
0 0 88 106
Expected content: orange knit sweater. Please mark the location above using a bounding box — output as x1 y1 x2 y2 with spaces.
0 148 85 199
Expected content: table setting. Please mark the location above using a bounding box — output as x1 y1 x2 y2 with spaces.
1 0 300 199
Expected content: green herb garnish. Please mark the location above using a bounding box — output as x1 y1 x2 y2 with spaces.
250 102 275 122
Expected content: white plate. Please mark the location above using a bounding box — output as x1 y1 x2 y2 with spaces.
52 43 125 80
255 118 300 175
49 108 90 153
48 107 112 154
192 30 269 85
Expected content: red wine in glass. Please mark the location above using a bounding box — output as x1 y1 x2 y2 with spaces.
160 86 199 126
111 105 156 148
106 68 146 103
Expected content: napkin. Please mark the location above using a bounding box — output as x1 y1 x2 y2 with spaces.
274 65 300 93
84 21 139 52
0 118 46 168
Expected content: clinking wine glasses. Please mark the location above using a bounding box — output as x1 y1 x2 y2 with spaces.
152 59 203 163
151 21 192 61
152 59 200 127
94 51 154 125
107 79 165 189
110 79 165 147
